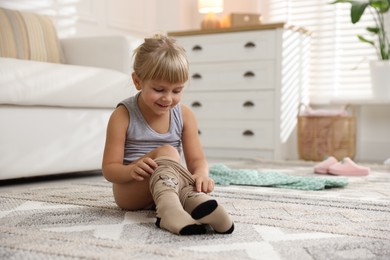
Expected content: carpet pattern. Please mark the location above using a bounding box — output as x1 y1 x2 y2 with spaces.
1 161 390 259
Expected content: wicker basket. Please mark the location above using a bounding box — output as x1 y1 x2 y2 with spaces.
297 106 356 161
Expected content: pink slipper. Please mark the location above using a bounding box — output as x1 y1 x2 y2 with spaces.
328 157 370 176
314 156 338 174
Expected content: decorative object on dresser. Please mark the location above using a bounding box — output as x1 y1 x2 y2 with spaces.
220 13 262 28
169 24 311 160
198 0 224 29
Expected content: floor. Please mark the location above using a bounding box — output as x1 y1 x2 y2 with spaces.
1 159 389 259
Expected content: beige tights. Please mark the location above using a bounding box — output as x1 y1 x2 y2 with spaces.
149 157 234 235
149 162 205 235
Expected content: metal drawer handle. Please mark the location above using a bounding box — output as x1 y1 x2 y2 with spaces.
191 101 202 107
192 45 203 51
192 73 202 79
243 71 255 77
243 101 255 107
243 130 255 136
244 42 256 48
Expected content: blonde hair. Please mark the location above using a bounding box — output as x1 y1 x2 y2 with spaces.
133 34 189 84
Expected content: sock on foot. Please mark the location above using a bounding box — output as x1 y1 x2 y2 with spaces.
183 190 234 234
155 216 206 235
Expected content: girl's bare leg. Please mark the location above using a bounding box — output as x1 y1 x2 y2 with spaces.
113 180 153 210
112 145 181 210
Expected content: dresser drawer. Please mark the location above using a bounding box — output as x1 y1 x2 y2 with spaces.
187 61 275 91
183 91 274 120
198 120 274 149
177 30 276 63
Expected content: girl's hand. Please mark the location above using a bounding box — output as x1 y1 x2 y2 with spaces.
193 174 215 193
130 157 158 181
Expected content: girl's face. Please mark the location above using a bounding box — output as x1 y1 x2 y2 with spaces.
135 76 185 116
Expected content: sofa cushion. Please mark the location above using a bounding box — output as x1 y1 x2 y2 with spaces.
0 7 64 63
0 58 136 108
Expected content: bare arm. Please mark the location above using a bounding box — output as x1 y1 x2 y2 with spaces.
102 105 157 184
181 104 214 193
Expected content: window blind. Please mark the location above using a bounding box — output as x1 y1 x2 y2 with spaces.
266 0 381 103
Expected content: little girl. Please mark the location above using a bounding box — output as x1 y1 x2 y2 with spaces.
102 34 234 235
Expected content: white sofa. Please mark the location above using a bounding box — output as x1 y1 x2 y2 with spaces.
0 37 138 180
0 8 139 180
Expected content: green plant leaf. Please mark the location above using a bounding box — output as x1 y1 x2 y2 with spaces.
366 26 380 34
351 2 369 23
331 0 390 60
370 0 390 12
357 35 375 46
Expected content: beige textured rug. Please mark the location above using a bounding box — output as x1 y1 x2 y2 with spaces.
1 160 390 259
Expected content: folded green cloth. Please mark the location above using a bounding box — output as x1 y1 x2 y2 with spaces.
209 164 348 191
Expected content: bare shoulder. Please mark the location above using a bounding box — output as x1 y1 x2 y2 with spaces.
108 105 130 130
113 105 129 118
180 103 195 122
180 103 198 134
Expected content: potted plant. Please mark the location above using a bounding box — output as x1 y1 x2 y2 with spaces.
332 0 390 99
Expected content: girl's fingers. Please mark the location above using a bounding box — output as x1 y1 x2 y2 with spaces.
208 179 214 193
132 168 144 181
138 158 158 175
195 180 202 192
144 157 158 169
138 168 151 178
135 175 144 181
200 178 214 193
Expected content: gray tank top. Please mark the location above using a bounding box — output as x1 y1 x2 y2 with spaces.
119 93 183 164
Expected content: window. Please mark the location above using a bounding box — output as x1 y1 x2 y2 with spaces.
265 0 384 103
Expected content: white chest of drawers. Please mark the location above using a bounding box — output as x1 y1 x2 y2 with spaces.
169 24 310 160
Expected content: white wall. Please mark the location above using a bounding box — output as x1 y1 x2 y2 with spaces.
0 0 264 37
354 105 390 163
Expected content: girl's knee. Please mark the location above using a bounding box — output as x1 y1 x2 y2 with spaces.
154 145 181 161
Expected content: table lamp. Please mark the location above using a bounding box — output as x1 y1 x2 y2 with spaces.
198 0 224 29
